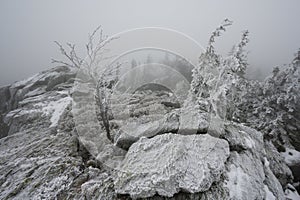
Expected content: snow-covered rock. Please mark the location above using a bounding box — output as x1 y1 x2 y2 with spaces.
223 123 286 200
0 61 297 200
114 110 179 150
1 66 76 136
265 141 294 186
285 184 300 200
178 105 209 134
114 133 230 198
282 148 300 167
114 99 210 150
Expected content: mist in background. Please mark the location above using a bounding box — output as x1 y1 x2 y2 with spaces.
0 0 300 85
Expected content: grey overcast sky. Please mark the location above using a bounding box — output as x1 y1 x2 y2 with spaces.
0 0 300 85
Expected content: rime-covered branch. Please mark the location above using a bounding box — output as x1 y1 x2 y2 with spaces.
230 30 250 76
51 41 83 68
191 19 233 102
207 19 233 54
53 26 120 142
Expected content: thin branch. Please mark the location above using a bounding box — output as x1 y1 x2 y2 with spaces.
207 19 233 54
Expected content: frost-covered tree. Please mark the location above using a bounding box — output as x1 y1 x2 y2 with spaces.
190 19 233 104
220 30 250 121
258 52 300 150
230 49 300 151
229 30 249 77
53 26 119 141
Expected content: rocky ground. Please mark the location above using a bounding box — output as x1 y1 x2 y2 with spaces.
0 65 299 199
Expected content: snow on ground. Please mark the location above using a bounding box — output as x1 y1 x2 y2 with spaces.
42 96 72 128
281 148 300 166
263 157 270 168
224 164 250 199
285 184 300 200
238 130 256 149
24 88 45 98
244 136 255 149
264 185 276 200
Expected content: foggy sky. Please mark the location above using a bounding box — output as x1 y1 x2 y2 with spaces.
0 0 300 85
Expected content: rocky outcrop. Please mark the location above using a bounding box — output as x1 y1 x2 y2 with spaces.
222 123 286 200
0 66 76 136
0 65 298 199
0 66 88 200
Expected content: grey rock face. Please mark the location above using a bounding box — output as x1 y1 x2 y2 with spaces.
0 114 9 139
114 133 230 199
178 105 209 135
0 66 76 135
0 66 81 200
114 99 210 151
264 141 293 186
223 123 285 200
0 85 10 114
224 151 266 200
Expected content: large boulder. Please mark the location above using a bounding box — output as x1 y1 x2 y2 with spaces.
114 133 230 199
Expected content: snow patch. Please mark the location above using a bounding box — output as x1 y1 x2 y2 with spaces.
244 136 255 149
24 88 45 98
285 184 300 200
281 148 300 166
42 96 72 127
264 157 270 168
264 185 276 200
225 164 250 199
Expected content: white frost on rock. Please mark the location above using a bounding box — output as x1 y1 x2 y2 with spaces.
225 164 250 199
244 135 255 149
264 157 270 168
114 133 230 199
42 96 72 127
178 105 209 134
223 123 286 200
285 184 300 200
224 151 267 200
281 148 300 166
264 185 276 200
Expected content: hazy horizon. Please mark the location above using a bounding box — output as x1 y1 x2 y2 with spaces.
1 0 300 85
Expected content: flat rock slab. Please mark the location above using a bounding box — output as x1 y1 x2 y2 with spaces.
114 133 230 199
115 111 180 150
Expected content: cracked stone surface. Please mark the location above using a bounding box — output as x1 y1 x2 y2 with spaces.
114 133 230 199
